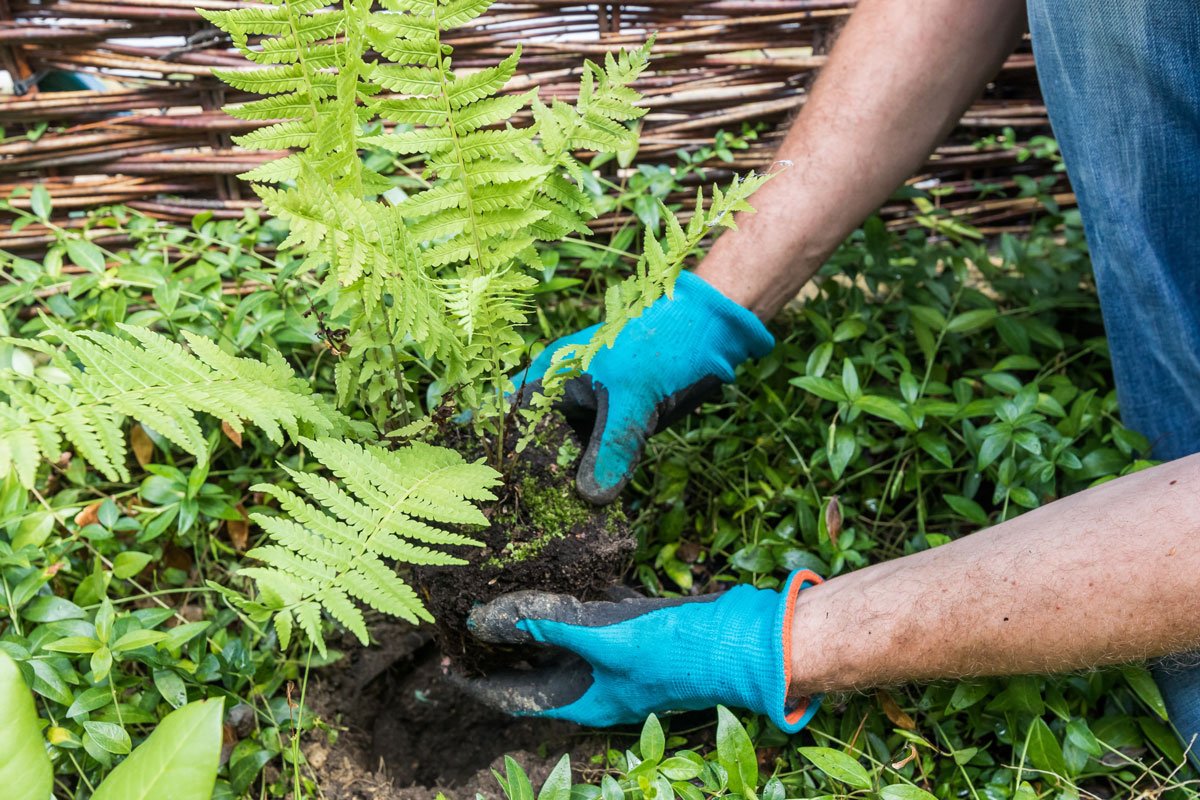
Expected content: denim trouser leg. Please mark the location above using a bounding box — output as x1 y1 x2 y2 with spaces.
1027 0 1200 765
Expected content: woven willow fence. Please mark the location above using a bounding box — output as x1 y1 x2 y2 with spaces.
1 0 1070 254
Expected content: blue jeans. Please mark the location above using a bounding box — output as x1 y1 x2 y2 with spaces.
1029 0 1200 765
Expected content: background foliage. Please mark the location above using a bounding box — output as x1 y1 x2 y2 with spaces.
0 128 1195 799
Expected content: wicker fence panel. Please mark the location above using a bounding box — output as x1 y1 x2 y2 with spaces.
1 1 1068 253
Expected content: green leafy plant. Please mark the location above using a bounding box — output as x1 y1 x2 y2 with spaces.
89 698 223 800
200 0 771 435
0 648 222 800
198 0 654 423
160 0 774 649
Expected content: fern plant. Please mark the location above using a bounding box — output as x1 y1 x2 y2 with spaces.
0 320 352 488
204 0 663 430
226 437 498 655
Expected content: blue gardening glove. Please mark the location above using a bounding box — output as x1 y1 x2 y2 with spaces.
515 271 773 504
461 570 823 732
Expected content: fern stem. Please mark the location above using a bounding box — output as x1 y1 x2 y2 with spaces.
281 0 322 142
430 0 487 282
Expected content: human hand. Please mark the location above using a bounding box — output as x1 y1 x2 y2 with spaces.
459 570 822 731
515 271 773 504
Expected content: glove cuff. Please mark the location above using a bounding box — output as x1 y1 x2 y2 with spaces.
672 272 775 371
768 569 823 733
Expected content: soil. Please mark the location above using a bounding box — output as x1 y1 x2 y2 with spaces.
306 620 600 800
304 413 636 798
415 411 635 674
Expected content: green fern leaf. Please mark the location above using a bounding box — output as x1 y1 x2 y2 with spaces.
212 64 306 94
233 120 316 150
241 437 497 653
0 321 351 488
444 48 519 108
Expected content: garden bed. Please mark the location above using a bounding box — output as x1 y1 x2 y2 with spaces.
305 621 588 799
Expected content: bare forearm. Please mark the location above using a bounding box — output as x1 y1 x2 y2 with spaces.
789 455 1200 694
697 0 1026 318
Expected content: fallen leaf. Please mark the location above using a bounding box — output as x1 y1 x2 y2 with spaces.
130 424 154 467
74 501 102 528
226 504 250 551
877 689 917 731
891 743 919 769
825 495 842 548
221 723 237 766
163 543 194 574
222 420 243 448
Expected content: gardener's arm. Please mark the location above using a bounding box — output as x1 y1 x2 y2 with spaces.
697 0 1027 317
522 0 1027 504
464 455 1200 729
789 453 1200 695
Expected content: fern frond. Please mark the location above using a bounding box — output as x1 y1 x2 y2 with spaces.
238 154 304 183
444 48 519 108
225 93 323 122
244 437 498 654
0 322 352 487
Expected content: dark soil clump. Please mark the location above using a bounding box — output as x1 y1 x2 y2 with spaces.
416 411 634 674
307 621 593 800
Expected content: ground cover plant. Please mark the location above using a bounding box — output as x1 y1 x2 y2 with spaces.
0 10 1198 800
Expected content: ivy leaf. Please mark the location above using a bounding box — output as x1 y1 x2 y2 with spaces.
977 433 1009 470
112 630 168 653
841 359 861 400
908 305 947 331
916 432 954 468
1023 718 1067 778
798 746 872 790
153 669 188 710
536 754 572 800
881 786 938 800
944 495 989 526
83 721 132 755
499 756 535 800
790 376 845 403
946 308 998 334
1121 666 1168 720
30 184 52 220
856 395 916 431
114 552 154 580
827 425 856 480
65 239 107 274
